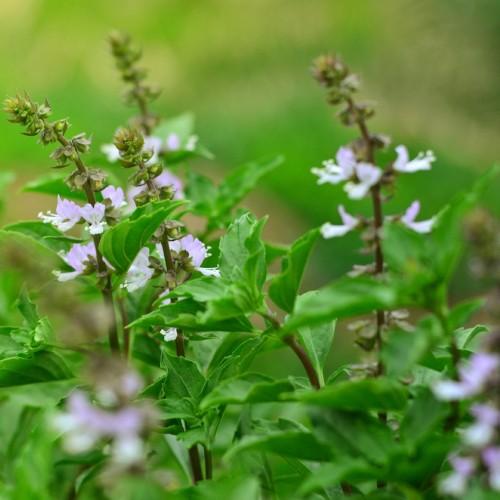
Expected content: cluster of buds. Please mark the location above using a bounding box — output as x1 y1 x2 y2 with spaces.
53 357 157 469
433 332 500 496
4 94 54 139
108 31 160 133
112 127 176 206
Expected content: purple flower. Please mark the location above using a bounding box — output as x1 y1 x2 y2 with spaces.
80 203 106 235
54 390 147 464
434 352 499 401
401 201 435 233
38 196 82 232
439 456 475 496
122 247 154 292
168 235 220 276
311 146 356 185
394 145 435 173
483 447 500 491
143 136 163 164
166 133 181 151
464 404 500 447
102 185 126 210
54 242 96 282
345 163 382 200
320 205 360 239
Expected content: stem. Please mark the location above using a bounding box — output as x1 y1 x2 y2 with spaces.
118 297 130 358
204 445 213 480
347 98 386 376
284 335 321 389
261 311 321 390
438 312 461 431
56 134 120 354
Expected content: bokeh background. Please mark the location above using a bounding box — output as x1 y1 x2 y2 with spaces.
0 0 499 369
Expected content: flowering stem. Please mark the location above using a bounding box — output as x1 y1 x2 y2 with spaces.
118 297 130 359
347 98 386 376
56 133 120 354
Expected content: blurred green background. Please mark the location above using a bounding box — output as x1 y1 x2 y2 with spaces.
0 0 499 299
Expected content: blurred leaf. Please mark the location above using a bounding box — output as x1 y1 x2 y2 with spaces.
297 320 335 386
269 228 319 313
400 388 449 447
200 374 293 410
7 406 42 463
283 276 402 333
99 200 183 273
381 316 441 377
168 475 260 500
447 298 484 331
225 430 332 462
455 324 489 350
292 378 407 411
23 174 87 201
0 350 73 388
1 220 81 254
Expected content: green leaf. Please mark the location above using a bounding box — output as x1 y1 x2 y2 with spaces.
15 288 39 329
130 298 254 332
316 409 397 466
225 430 333 462
163 354 206 404
455 324 489 350
283 276 402 333
400 388 449 447
448 298 484 330
0 350 73 388
99 200 183 273
381 316 441 377
167 475 260 500
269 228 319 313
213 156 283 217
293 378 407 411
1 220 81 254
200 374 294 410
299 459 380 495
23 173 87 201
297 320 335 386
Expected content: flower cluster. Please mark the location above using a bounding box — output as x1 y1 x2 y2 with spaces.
123 234 220 296
312 144 436 240
39 186 126 236
53 360 157 467
434 333 500 495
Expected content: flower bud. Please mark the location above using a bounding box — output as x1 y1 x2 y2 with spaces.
113 127 144 156
148 163 163 179
312 54 349 88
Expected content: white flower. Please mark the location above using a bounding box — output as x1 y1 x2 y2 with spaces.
102 185 127 209
160 328 178 342
439 456 475 497
311 146 356 185
185 134 198 151
344 163 382 199
54 242 96 282
401 201 435 233
122 248 154 292
394 145 435 173
80 203 106 235
143 136 163 165
483 447 500 491
320 205 360 239
463 404 500 448
101 143 121 162
166 133 181 151
38 196 82 232
167 235 220 277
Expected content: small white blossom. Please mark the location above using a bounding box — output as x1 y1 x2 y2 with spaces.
167 235 220 277
54 242 96 282
439 456 475 497
394 145 435 173
122 248 154 292
401 201 435 233
483 447 500 491
101 185 126 209
80 203 106 235
344 163 382 200
311 146 356 185
101 143 121 162
38 196 82 232
160 328 178 342
320 205 360 239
